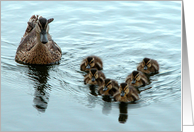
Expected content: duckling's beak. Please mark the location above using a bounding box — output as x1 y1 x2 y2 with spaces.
92 76 95 82
103 86 108 91
144 65 147 70
132 79 136 84
40 29 48 44
86 64 90 69
120 91 125 97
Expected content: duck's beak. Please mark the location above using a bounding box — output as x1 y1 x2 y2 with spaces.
40 29 48 44
86 64 90 69
103 86 108 91
132 79 136 84
120 91 125 97
92 76 95 82
144 65 147 70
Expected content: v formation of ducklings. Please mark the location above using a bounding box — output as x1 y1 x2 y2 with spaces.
15 15 159 103
80 55 159 103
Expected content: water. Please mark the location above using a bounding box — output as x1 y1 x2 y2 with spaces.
1 1 181 131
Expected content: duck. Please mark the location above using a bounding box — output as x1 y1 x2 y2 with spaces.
113 83 139 103
80 55 103 72
84 68 106 86
125 70 149 88
98 78 119 96
15 15 62 65
137 57 159 74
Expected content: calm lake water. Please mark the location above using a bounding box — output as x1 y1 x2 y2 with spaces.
1 1 181 131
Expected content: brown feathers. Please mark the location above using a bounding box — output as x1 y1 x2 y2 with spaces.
137 57 159 74
125 70 149 88
80 55 103 71
84 68 106 86
113 83 139 102
15 15 61 65
98 78 119 96
80 55 159 103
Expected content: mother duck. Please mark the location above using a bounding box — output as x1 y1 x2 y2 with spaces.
15 15 62 65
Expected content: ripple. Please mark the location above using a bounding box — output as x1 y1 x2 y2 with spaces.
1 1 181 131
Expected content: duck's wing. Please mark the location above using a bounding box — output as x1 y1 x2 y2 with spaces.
22 15 39 39
16 30 37 53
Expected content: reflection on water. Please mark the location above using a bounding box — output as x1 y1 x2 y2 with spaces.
118 102 128 124
89 85 98 96
1 1 181 131
27 65 52 113
102 101 112 115
102 95 112 102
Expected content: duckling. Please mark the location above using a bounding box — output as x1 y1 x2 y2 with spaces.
84 68 105 86
98 78 119 96
80 55 103 72
15 15 62 65
137 57 159 74
125 70 149 87
113 83 139 103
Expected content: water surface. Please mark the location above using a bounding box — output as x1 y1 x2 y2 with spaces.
1 1 181 131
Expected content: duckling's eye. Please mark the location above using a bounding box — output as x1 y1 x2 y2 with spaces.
94 73 97 77
90 61 94 63
107 83 111 86
147 62 151 67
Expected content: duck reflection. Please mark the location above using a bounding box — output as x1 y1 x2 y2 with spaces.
27 65 52 113
102 99 112 115
118 102 128 124
89 85 98 96
117 87 152 124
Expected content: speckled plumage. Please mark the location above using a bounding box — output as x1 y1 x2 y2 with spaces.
113 83 139 102
80 55 103 72
98 78 119 96
137 58 159 74
15 15 62 65
125 70 149 87
84 68 106 86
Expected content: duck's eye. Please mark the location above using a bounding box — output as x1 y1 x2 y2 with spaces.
90 61 94 63
136 75 141 81
135 74 139 79
107 83 111 86
147 62 151 67
94 73 97 77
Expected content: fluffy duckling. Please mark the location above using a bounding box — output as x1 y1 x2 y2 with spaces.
125 70 149 87
137 58 159 74
84 68 105 86
113 83 139 103
15 15 62 65
98 78 119 96
80 56 103 72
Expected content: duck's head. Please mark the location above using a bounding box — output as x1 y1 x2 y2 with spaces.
85 56 95 69
142 57 151 70
33 17 54 44
89 68 98 82
119 83 129 97
131 70 141 84
102 79 113 92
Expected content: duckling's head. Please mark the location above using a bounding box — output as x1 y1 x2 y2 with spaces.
119 83 129 97
103 79 113 92
89 68 98 82
85 56 95 69
34 17 54 44
143 57 151 70
131 70 141 84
